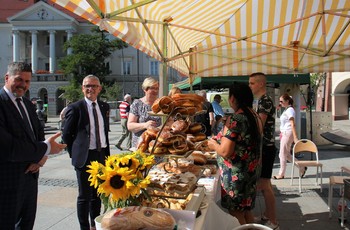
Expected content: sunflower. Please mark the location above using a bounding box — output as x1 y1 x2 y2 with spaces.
86 161 104 188
99 167 134 201
118 154 140 173
87 150 156 210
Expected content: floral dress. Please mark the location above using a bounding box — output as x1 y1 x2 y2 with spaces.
129 99 161 147
216 112 261 211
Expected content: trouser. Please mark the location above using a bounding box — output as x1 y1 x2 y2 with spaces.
75 149 105 230
116 118 131 149
278 130 296 176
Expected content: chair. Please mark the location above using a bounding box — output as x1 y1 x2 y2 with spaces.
328 175 350 227
290 139 323 193
341 166 350 176
233 223 272 230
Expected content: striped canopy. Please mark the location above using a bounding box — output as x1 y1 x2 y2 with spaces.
52 0 350 78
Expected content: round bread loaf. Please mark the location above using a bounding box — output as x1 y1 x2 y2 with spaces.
101 206 176 230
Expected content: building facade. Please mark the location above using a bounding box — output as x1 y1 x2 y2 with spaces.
0 0 182 116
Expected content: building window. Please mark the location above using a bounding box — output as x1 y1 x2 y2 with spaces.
45 63 49 71
63 36 67 44
46 36 50 45
150 61 159 76
122 61 132 75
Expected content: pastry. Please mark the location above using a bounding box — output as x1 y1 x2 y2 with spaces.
191 151 208 165
187 122 202 134
171 119 189 133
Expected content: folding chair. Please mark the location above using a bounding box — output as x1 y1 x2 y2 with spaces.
233 223 272 230
290 139 323 193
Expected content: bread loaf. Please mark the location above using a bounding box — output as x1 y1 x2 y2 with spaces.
101 206 176 230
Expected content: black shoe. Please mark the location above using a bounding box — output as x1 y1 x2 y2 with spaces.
115 144 123 151
301 167 308 178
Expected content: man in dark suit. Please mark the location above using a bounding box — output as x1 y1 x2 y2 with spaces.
62 75 110 230
0 62 66 230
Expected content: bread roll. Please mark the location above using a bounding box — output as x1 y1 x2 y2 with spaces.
171 120 189 133
101 206 176 230
171 93 205 103
146 127 160 138
151 97 161 113
187 122 202 134
194 132 207 142
159 96 174 114
191 151 208 165
148 140 169 155
169 143 189 155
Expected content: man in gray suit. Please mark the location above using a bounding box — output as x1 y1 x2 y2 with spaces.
62 75 110 230
0 62 66 229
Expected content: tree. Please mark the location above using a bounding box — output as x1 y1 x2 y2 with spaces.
59 27 127 102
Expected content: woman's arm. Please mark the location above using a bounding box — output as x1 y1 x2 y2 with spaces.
208 118 236 158
289 118 298 143
127 113 157 133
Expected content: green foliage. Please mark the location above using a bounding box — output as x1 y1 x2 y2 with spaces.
100 82 122 101
310 73 325 92
58 27 127 102
59 79 83 102
59 27 127 82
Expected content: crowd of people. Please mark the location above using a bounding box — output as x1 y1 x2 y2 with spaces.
2 61 301 230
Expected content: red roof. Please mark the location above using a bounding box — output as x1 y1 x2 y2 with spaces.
0 0 86 23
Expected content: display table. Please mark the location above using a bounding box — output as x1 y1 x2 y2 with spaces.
194 172 240 230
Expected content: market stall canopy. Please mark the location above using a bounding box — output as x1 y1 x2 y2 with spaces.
52 0 350 77
169 74 310 90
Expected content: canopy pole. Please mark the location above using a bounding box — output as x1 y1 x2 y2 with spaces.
160 20 168 97
189 47 197 93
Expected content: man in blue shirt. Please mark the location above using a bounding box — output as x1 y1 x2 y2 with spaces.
211 94 225 117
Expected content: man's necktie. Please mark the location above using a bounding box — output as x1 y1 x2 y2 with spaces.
16 98 35 139
92 102 102 151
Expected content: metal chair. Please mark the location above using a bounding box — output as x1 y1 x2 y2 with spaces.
341 166 350 176
328 175 350 227
233 223 272 230
290 139 323 193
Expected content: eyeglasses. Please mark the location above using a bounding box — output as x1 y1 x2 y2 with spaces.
148 86 159 91
83 85 99 89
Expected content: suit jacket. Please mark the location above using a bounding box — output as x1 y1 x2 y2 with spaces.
0 88 47 226
62 99 110 168
0 88 46 165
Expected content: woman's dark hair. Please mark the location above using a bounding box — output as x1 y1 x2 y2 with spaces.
229 82 260 143
281 93 293 106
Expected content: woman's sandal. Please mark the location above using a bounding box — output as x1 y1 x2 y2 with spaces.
272 175 284 180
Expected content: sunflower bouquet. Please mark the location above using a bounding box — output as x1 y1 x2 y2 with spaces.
87 150 155 212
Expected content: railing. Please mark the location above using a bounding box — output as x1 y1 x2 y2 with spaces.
32 74 68 82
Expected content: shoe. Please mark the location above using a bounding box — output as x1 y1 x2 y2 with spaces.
264 220 280 230
115 144 123 151
301 167 308 178
272 175 284 180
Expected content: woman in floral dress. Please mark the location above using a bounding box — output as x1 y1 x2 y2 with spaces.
208 83 263 224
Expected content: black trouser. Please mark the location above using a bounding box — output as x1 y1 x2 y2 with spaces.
75 149 106 230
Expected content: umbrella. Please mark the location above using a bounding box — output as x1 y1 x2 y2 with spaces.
52 0 350 87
